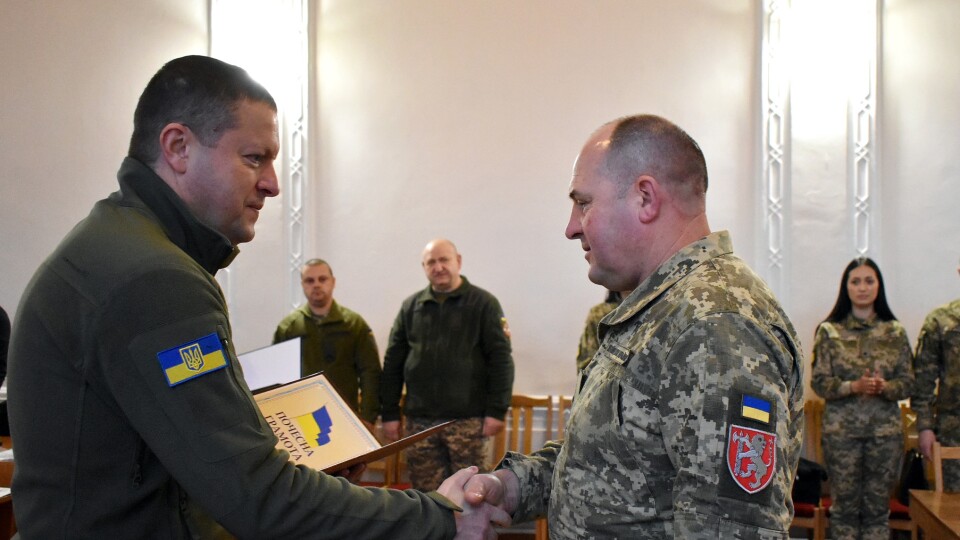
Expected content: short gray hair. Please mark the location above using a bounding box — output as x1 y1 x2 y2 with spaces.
602 115 708 202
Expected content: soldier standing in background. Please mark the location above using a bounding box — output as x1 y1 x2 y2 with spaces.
274 258 381 430
811 257 914 540
381 238 515 491
913 256 960 491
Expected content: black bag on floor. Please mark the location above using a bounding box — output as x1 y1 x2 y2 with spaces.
792 457 827 504
896 447 929 505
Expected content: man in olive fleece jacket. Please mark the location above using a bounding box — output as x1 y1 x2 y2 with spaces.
274 259 382 428
381 239 515 491
7 55 506 539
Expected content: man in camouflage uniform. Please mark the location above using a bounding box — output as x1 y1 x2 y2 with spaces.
462 115 804 538
575 291 621 373
913 258 960 491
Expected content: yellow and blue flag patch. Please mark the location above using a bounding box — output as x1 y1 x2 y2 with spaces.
295 407 334 447
157 333 228 386
741 395 771 424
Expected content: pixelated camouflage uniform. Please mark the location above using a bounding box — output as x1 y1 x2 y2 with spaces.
576 300 619 373
811 315 914 540
404 417 487 490
499 231 804 539
913 298 960 491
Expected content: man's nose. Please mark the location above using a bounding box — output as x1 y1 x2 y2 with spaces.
260 164 280 197
565 210 582 240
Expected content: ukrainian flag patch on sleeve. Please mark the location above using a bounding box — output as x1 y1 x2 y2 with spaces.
741 394 771 424
157 333 229 387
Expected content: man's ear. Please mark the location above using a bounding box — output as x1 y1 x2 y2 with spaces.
634 175 661 224
158 123 191 175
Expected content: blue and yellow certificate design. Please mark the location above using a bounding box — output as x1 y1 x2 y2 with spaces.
157 333 228 386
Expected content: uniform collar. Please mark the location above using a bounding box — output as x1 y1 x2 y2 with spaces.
115 157 238 274
605 231 733 326
416 275 471 304
843 312 878 330
298 300 344 323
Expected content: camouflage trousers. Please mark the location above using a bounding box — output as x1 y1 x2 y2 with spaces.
822 433 901 540
404 416 488 491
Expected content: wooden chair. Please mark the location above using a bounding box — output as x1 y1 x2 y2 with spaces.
931 441 960 492
362 395 408 489
363 419 401 487
908 442 960 540
791 399 827 540
527 396 574 540
493 395 552 540
493 395 553 463
888 498 913 534
900 404 919 451
792 503 827 540
556 395 573 441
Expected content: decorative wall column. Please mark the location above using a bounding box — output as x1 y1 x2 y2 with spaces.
761 0 881 298
280 0 310 310
760 0 791 298
210 0 310 311
849 1 880 257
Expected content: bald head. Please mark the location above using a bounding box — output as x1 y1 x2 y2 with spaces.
423 238 458 256
600 114 708 215
422 239 463 292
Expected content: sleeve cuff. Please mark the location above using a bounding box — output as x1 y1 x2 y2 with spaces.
425 491 463 513
496 452 545 523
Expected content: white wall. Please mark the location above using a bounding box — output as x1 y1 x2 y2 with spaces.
785 0 960 366
880 0 960 343
2 0 958 400
0 0 208 316
313 0 759 396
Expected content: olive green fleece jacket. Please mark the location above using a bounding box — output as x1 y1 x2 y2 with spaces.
273 301 382 423
381 277 514 422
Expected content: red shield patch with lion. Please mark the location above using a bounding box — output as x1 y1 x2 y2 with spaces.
726 424 776 494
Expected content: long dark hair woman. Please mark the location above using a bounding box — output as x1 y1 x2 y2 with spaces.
811 257 914 540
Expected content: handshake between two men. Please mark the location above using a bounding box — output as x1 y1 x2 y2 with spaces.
437 467 522 539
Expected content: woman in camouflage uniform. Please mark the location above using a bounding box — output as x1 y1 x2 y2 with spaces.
812 257 914 540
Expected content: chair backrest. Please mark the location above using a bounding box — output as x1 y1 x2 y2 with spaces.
790 400 829 539
493 395 552 463
803 399 825 464
899 404 918 451
932 442 960 492
557 395 573 440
